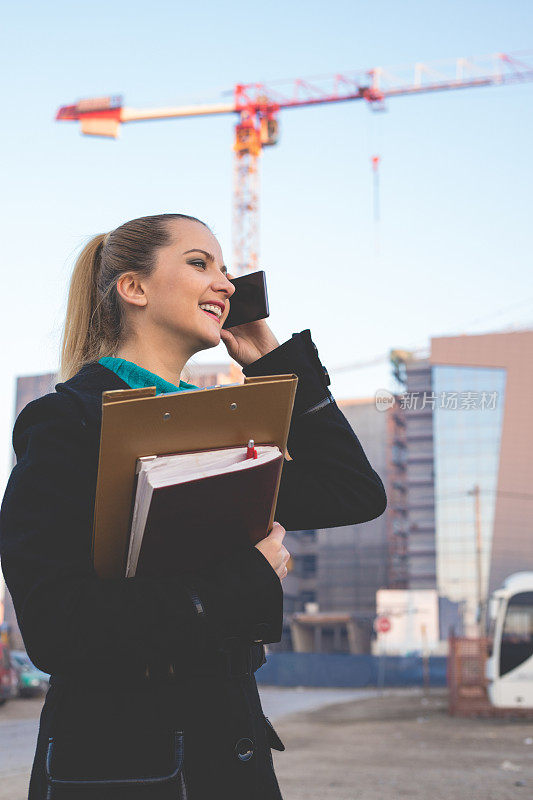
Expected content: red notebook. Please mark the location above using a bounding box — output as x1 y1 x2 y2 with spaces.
126 445 283 577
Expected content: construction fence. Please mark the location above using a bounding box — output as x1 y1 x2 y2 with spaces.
256 651 447 688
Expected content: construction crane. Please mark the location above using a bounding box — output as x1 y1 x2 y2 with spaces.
56 51 533 275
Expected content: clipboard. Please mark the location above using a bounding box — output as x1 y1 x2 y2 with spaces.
92 373 298 578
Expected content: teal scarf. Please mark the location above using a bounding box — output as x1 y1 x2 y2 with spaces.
98 357 199 395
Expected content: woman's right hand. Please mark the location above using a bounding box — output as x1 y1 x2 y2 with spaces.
255 522 290 580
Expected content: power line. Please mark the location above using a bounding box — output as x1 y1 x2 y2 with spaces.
328 301 533 375
431 488 533 502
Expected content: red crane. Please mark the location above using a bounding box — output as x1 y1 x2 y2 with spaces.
56 51 533 274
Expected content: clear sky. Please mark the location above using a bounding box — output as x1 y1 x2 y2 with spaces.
1 0 532 491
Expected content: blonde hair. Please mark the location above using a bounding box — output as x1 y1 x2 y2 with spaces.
59 213 210 383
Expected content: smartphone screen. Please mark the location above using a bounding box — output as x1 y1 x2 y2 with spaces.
222 270 270 329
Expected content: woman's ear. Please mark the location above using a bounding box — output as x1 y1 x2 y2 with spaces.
116 273 148 308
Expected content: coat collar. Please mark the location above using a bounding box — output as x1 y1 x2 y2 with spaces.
55 361 134 431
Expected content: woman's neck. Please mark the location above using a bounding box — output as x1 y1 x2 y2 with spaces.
114 341 190 386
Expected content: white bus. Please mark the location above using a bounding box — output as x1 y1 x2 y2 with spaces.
486 572 533 708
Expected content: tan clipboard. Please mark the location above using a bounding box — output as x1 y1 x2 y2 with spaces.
92 374 298 578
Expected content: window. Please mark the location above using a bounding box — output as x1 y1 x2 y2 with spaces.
294 554 317 578
500 592 533 676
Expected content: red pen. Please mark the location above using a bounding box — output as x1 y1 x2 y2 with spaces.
246 439 258 459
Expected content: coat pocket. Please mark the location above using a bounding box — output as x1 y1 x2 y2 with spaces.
263 715 285 751
45 729 188 799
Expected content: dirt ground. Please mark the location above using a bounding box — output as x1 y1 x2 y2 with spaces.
271 689 533 800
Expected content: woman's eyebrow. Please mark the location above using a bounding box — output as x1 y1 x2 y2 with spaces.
183 249 228 275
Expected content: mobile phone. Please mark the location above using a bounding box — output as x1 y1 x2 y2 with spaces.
222 270 270 329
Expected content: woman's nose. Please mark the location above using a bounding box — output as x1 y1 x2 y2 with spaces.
215 275 236 298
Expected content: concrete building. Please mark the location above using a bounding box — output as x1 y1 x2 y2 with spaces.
279 398 391 654
290 609 370 654
390 352 437 590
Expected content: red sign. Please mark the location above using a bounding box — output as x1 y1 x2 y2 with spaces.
374 616 391 634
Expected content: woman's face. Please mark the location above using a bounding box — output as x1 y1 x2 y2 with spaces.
139 219 236 354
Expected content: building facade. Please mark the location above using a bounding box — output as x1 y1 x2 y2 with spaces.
393 329 533 636
431 329 532 634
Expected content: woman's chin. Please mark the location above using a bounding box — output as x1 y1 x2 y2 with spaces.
196 327 221 350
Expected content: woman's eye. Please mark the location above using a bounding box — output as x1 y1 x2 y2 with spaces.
190 260 207 269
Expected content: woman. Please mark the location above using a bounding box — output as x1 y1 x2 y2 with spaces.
0 213 387 799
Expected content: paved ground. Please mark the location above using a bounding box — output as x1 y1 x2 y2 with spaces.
0 695 43 800
259 686 382 722
2 688 533 799
0 686 380 799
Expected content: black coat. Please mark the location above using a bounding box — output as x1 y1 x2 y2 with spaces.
0 330 386 800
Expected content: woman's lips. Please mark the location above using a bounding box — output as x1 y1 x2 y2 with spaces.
200 308 221 324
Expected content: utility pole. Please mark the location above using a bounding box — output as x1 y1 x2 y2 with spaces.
467 484 484 637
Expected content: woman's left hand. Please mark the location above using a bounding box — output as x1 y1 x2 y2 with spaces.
220 318 280 367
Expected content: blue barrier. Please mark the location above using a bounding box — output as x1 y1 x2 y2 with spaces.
255 652 447 687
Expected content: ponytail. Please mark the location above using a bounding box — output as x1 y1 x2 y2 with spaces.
59 233 108 383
